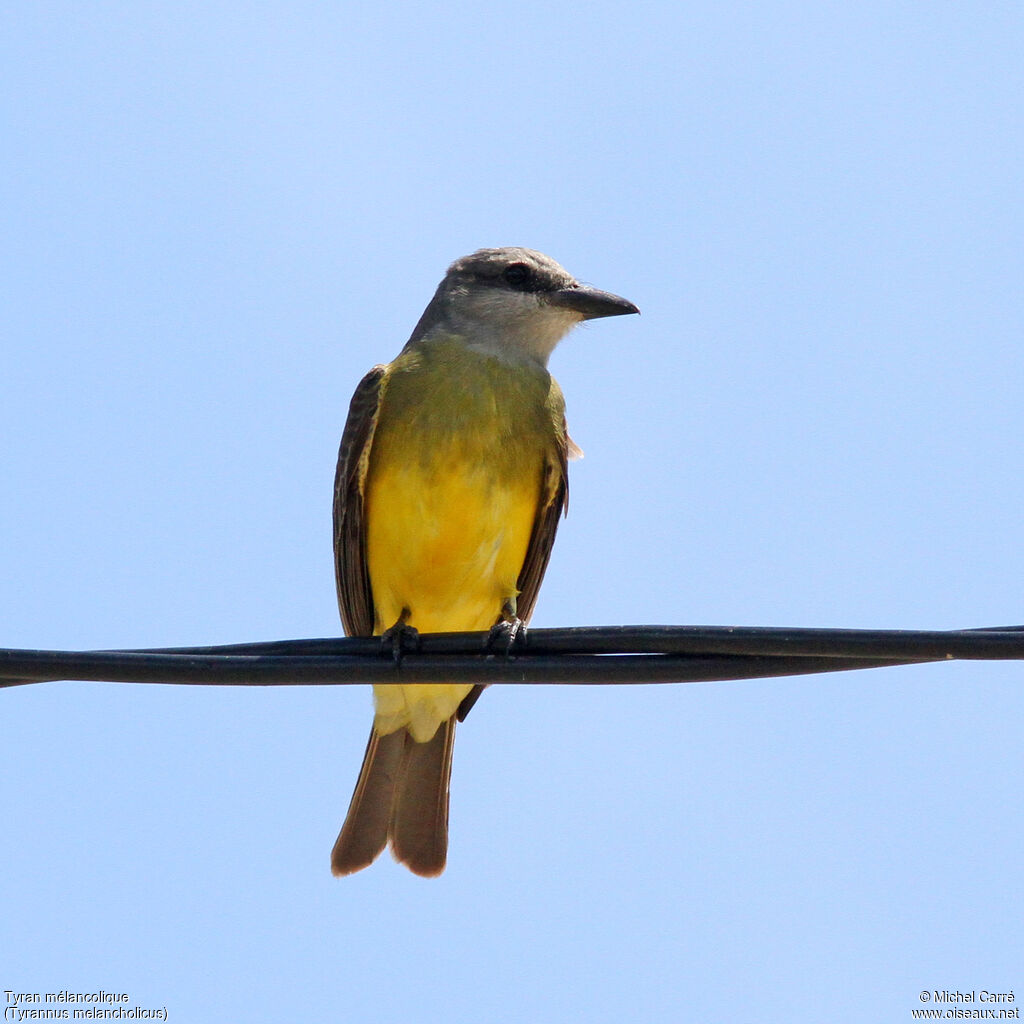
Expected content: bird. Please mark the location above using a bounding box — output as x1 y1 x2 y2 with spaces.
330 247 638 876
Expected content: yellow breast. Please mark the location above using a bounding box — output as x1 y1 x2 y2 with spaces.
362 338 563 741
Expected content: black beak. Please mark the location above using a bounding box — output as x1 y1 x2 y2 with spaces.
547 284 640 320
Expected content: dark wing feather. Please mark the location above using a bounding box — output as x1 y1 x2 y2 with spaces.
333 365 387 637
514 418 570 624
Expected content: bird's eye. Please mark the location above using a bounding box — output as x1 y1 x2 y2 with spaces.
502 263 533 289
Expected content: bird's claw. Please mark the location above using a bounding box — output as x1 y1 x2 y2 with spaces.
485 616 527 656
380 613 421 665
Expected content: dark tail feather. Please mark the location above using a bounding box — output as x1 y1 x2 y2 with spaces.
331 728 405 876
389 714 456 877
331 715 457 878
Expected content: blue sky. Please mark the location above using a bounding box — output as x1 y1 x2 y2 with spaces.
2 2 1021 1021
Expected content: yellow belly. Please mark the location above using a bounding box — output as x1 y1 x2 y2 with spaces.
365 459 540 740
362 342 555 742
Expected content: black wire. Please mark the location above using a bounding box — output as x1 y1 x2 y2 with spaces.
2 623 1022 688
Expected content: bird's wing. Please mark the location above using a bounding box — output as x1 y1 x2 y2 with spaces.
333 365 388 637
456 415 570 724
515 416 571 624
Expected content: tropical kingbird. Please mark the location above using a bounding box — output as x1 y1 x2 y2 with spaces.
330 247 638 877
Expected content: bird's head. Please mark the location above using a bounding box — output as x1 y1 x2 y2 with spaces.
408 247 639 365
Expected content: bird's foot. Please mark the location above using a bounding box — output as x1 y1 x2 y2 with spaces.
485 611 527 657
380 610 420 664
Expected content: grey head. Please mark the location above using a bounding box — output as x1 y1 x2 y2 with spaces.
404 247 639 366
